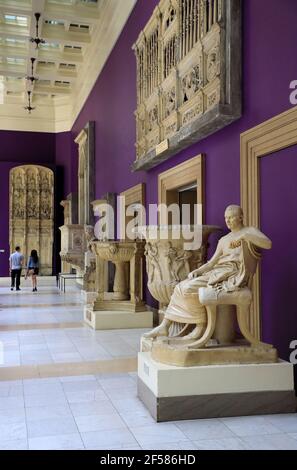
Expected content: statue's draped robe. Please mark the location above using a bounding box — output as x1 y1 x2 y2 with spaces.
165 227 264 325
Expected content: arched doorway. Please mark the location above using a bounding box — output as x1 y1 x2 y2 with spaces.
9 165 54 275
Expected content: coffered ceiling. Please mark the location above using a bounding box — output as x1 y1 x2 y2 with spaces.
0 0 137 132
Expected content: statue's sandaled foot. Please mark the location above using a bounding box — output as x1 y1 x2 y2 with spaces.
168 324 206 345
182 325 206 340
143 323 170 339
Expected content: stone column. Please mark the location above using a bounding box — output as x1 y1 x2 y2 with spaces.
113 261 129 300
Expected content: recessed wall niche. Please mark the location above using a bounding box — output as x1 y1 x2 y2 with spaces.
132 0 242 171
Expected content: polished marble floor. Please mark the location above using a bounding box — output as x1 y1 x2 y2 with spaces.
0 279 296 450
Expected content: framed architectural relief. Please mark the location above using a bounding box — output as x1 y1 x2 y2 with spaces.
9 165 54 275
132 0 242 171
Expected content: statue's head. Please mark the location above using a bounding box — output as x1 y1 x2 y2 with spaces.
224 205 244 232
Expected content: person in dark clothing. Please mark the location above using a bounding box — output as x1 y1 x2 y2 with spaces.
9 246 24 291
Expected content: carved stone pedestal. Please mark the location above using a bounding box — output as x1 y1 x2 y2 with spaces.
84 309 153 331
138 352 296 422
81 251 97 304
59 224 86 273
144 338 278 367
84 240 153 330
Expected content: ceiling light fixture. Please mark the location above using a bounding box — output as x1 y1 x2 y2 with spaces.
30 13 45 49
24 90 35 114
26 57 38 84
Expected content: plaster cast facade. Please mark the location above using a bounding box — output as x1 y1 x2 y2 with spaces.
133 0 242 170
9 165 54 275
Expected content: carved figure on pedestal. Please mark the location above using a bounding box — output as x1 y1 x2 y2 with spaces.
164 87 176 117
144 205 272 346
148 106 158 132
84 225 96 250
166 246 192 282
27 193 38 219
145 243 163 285
82 225 97 299
207 49 220 83
40 192 51 219
182 65 202 103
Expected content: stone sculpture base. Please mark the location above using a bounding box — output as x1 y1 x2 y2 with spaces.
84 306 153 330
81 290 97 304
141 338 279 367
138 352 296 422
93 299 147 313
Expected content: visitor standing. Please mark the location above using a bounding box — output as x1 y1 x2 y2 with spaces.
9 246 24 291
25 249 39 292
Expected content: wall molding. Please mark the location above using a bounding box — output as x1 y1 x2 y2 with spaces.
240 105 297 339
158 154 205 225
119 182 146 239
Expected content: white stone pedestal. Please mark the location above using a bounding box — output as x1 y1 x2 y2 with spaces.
84 307 153 330
138 352 296 422
81 290 97 304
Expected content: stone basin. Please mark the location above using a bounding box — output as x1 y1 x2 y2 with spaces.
91 240 145 301
91 240 138 262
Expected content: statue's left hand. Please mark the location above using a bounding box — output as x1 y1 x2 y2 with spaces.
229 239 242 249
188 268 201 279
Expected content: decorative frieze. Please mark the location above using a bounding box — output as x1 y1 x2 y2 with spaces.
132 0 242 170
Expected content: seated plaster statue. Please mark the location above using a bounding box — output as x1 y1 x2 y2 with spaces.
144 205 272 342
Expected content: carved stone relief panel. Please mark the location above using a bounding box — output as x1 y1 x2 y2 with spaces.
132 0 242 170
9 165 54 275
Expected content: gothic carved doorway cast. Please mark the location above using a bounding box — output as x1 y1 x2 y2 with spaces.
9 165 54 275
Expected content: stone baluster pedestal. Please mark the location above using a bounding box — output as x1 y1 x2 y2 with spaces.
84 240 153 330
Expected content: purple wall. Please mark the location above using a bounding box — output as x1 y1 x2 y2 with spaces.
0 131 56 276
0 130 55 163
55 131 73 198
260 146 297 360
0 162 16 276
